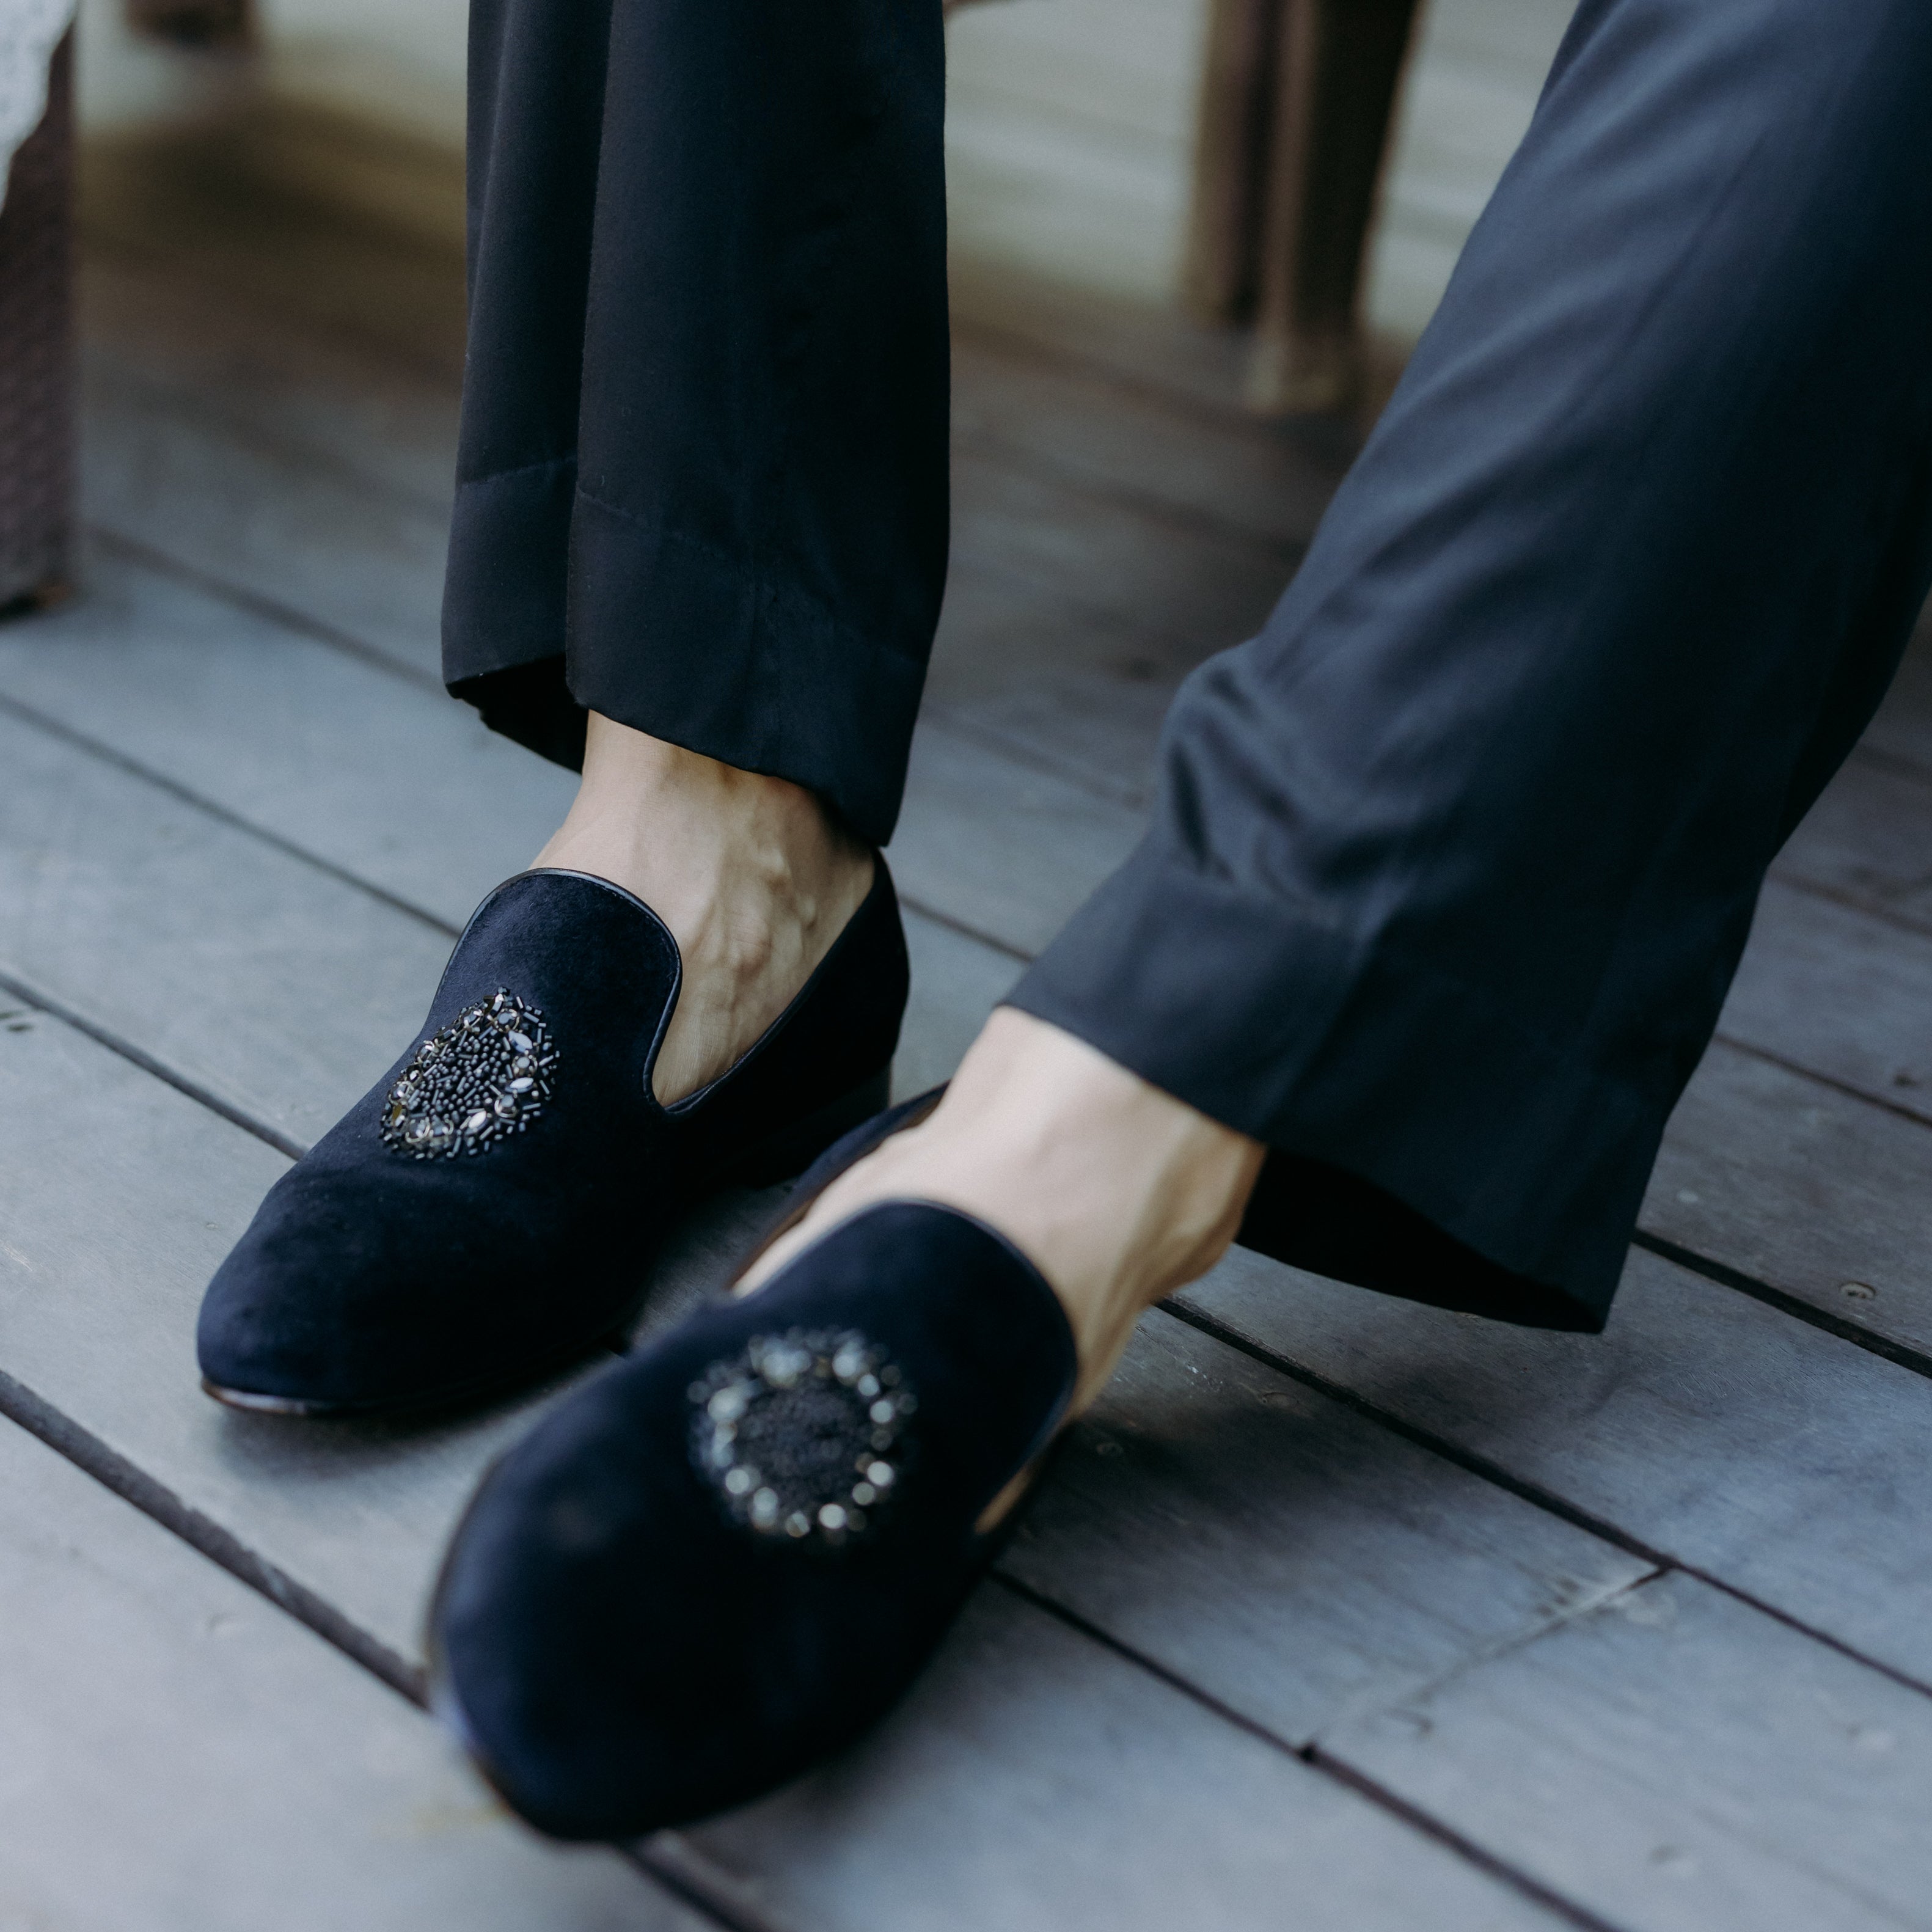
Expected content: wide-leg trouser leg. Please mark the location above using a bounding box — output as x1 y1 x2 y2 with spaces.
1012 0 1932 1330
442 0 950 847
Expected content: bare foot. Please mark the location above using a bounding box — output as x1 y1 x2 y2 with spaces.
736 1008 1265 1515
533 714 874 1103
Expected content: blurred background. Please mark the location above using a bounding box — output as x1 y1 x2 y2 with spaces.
13 6 1932 1929
75 0 1572 362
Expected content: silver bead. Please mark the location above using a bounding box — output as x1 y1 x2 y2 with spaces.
689 1327 913 1548
380 990 556 1159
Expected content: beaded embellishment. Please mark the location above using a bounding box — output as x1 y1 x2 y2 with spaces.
690 1328 915 1547
380 990 558 1159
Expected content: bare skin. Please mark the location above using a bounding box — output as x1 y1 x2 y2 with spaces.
533 714 874 1103
737 1006 1267 1520
539 719 1266 1518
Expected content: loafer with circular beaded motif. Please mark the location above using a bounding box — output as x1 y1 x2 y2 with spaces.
194 861 907 1417
425 1114 1077 1840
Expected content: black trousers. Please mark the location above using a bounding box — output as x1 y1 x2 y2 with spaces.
445 0 1932 1332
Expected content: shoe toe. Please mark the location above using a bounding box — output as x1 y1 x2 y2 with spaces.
196 1136 621 1412
430 1202 1078 1838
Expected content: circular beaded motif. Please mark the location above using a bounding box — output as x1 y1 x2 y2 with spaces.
379 989 558 1159
689 1328 915 1547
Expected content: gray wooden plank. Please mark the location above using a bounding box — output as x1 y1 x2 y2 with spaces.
0 546 1122 967
998 1298 1932 1931
895 910 1020 1097
81 372 451 683
690 1590 1567 1932
926 549 1180 807
1178 1241 1932 1690
79 129 469 384
1645 1040 1932 1357
1325 1569 1932 1932
895 716 1143 953
1775 750 1932 924
0 1414 697 1932
951 328 1341 554
0 547 571 932
81 252 462 512
1004 1307 1652 1742
1719 878 1932 1117
0 700 452 1146
1851 610 1932 778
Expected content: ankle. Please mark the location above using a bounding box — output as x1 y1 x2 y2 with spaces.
535 715 872 1099
923 1012 1261 1404
741 1010 1264 1414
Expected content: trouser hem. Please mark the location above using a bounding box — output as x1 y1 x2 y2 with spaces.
444 478 926 847
1007 835 1669 1331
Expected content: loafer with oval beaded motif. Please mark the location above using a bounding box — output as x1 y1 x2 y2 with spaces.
194 861 907 1417
425 1099 1077 1840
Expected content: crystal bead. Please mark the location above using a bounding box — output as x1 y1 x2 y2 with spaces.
380 990 556 1159
688 1326 912 1550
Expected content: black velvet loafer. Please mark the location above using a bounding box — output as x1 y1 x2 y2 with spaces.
426 1113 1077 1840
195 861 908 1416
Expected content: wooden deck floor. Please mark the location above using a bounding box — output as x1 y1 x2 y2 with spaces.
5 143 1932 1932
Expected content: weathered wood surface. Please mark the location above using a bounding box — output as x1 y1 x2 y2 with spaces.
0 697 450 1146
9 163 1932 1929
15 491 1932 1927
1644 1040 1932 1360
1326 1567 1932 1932
1179 1242 1932 1689
1720 878 1932 1115
698 1589 1567 1932
1005 1307 1653 1742
0 1016 1583 1929
0 1412 694 1931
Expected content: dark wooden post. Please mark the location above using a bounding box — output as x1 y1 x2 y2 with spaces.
1184 0 1284 323
124 0 255 46
0 29 75 614
1186 0 1422 414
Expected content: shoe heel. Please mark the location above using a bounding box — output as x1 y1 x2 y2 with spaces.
730 1067 893 1188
